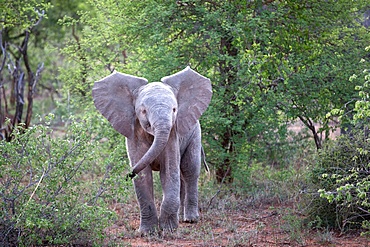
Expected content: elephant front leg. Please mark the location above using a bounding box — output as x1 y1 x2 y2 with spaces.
159 175 180 231
133 167 158 233
159 149 181 231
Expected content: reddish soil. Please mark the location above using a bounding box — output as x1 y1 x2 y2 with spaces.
105 199 369 247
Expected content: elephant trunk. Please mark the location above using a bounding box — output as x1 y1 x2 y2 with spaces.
130 126 171 177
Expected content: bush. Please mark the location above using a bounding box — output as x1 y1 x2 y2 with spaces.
0 114 130 246
306 129 370 231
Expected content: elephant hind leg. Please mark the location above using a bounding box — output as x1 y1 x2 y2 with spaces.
180 178 185 221
182 178 200 223
180 176 199 223
180 141 201 223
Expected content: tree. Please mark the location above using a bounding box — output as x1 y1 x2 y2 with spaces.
61 0 370 183
0 0 50 141
271 1 370 149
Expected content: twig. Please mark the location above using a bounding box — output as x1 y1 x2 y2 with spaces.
32 10 45 28
205 165 231 211
14 169 46 226
201 146 210 173
27 169 45 204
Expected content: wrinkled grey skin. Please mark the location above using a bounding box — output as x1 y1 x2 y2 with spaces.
92 67 212 233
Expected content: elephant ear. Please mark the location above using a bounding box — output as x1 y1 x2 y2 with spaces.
162 66 212 136
92 71 148 139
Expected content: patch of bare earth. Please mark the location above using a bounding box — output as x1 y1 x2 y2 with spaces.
105 199 370 247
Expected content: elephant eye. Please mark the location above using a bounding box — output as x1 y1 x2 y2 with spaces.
141 109 146 115
173 107 176 113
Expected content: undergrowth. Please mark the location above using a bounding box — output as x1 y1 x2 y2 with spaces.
305 128 370 232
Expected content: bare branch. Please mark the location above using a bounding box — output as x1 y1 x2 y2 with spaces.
13 70 25 126
25 62 43 128
0 30 7 74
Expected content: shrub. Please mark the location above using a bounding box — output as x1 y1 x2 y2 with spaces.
306 129 370 231
0 114 130 246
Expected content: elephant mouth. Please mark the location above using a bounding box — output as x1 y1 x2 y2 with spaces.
144 123 153 135
150 160 160 171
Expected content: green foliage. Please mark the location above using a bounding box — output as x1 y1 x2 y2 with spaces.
306 129 370 231
0 114 130 246
0 0 51 30
272 1 370 149
353 49 370 123
58 0 131 97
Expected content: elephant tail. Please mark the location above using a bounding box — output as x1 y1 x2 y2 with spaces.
201 146 210 173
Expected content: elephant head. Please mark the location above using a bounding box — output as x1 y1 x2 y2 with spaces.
92 66 212 176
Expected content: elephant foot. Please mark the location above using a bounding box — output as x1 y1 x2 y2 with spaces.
183 207 199 223
184 214 199 223
138 224 159 235
159 213 179 232
184 217 199 223
179 207 199 223
138 215 159 235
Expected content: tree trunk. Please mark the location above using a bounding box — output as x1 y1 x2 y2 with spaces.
216 35 238 183
216 131 234 183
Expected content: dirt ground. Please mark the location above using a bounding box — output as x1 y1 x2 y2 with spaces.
105 198 370 247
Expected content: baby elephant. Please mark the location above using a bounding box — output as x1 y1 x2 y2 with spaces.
92 67 212 233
